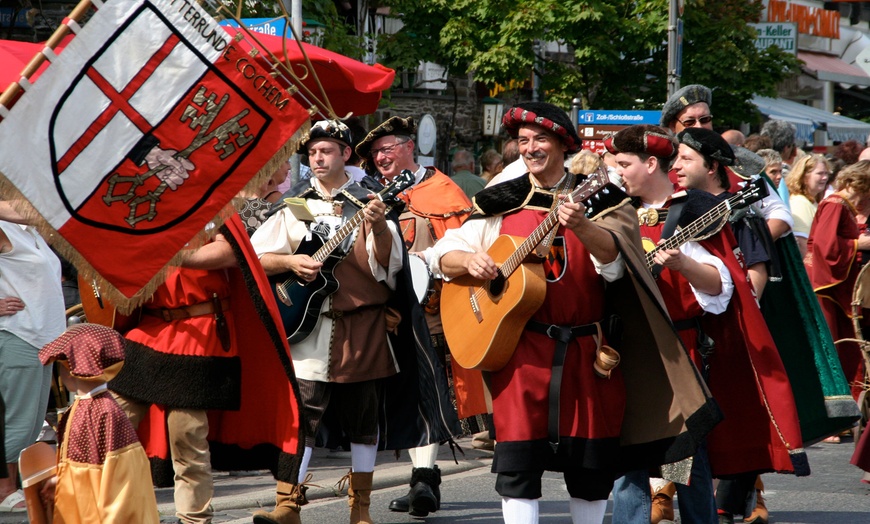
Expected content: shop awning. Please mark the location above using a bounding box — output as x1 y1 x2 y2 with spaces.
798 51 870 88
752 96 870 143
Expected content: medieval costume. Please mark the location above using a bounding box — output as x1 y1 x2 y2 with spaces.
39 324 159 524
433 173 721 492
356 116 477 517
806 194 865 402
109 214 304 522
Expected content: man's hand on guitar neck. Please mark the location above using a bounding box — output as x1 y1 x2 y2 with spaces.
557 197 618 264
260 253 322 282
440 250 499 280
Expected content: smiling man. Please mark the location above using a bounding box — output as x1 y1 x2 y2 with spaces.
355 116 472 518
431 104 719 524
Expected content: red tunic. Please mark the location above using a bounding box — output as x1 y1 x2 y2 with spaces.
490 207 625 472
806 195 864 401
642 197 807 477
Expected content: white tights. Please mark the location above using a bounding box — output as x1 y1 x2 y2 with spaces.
501 497 607 524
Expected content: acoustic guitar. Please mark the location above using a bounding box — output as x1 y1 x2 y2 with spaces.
642 178 768 269
442 169 612 371
270 170 414 344
77 276 141 332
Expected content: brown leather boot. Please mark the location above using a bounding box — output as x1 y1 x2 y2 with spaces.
745 477 769 524
650 482 676 523
348 471 374 524
253 480 302 524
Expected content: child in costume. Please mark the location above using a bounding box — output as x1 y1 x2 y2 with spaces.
37 323 158 523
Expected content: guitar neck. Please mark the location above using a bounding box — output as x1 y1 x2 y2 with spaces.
500 212 561 276
310 202 396 263
644 196 737 269
500 175 607 277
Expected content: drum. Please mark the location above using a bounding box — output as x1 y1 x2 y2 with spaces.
408 255 434 305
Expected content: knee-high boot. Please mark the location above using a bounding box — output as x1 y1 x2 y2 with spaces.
253 481 302 524
348 471 374 524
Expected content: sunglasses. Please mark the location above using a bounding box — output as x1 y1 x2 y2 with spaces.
679 115 714 127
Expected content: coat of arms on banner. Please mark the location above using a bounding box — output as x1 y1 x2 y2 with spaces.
0 0 311 308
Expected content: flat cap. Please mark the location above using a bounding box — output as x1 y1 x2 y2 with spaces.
660 84 712 127
730 146 765 180
677 128 734 166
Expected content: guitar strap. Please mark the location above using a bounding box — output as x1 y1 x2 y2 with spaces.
651 201 686 278
335 184 372 257
535 172 576 259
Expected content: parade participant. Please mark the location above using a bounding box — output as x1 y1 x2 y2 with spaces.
432 104 720 524
660 85 793 243
674 128 807 524
250 120 403 524
660 84 714 133
109 214 303 524
38 324 159 523
0 218 65 512
355 115 475 518
806 160 870 403
606 124 731 524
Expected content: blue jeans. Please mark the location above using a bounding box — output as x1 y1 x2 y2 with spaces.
611 444 717 524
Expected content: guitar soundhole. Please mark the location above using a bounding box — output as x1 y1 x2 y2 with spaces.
488 271 506 297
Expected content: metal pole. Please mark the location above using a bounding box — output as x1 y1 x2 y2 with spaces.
285 0 303 184
666 0 680 98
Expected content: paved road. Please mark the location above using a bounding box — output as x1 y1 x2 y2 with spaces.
3 436 870 523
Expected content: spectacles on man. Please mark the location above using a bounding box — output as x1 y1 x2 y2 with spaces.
679 115 714 127
371 139 409 157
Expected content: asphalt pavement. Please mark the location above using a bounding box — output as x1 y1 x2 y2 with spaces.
3 435 870 523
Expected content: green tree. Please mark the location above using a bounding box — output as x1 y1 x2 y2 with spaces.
378 0 799 127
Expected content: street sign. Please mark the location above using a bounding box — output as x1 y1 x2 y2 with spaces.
749 23 797 55
576 110 661 126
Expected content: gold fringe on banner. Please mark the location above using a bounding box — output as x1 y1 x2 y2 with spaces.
0 123 308 315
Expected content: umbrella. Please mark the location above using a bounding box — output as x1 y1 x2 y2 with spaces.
0 39 47 92
222 27 395 118
0 36 73 94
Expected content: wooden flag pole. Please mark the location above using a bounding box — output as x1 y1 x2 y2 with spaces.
0 0 94 113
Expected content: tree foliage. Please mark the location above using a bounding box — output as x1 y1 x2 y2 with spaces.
378 0 800 128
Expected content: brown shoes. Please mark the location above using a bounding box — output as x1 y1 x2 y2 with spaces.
650 482 676 523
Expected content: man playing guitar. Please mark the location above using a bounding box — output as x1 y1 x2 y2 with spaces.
430 103 719 524
251 120 400 524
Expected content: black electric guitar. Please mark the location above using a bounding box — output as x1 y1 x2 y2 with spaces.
271 170 414 343
644 177 769 270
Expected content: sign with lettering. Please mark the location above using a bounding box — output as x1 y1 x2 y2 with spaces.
0 0 310 307
577 110 661 125
749 22 797 54
766 0 840 39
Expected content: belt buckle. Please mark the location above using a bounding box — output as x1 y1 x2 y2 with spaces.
546 324 559 339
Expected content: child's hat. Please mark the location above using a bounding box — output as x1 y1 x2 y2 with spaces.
39 324 127 382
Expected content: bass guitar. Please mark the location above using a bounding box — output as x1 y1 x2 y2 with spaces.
442 168 612 371
644 178 768 270
271 170 415 344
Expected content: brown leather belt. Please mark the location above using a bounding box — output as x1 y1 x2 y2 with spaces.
144 298 231 322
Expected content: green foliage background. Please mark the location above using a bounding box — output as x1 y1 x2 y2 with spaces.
222 0 802 128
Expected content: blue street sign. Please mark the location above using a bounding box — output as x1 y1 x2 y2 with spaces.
576 110 662 125
219 18 290 36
